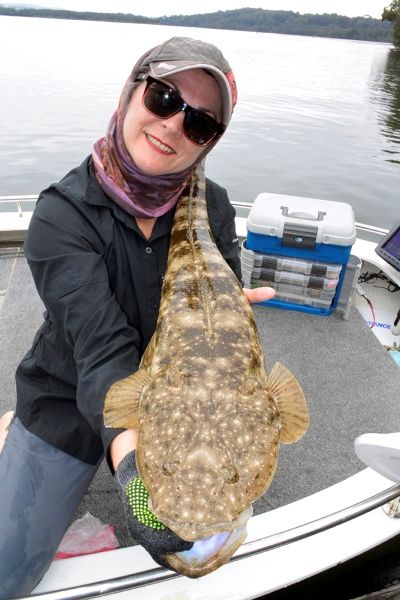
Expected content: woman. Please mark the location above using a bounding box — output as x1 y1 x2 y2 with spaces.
0 36 274 598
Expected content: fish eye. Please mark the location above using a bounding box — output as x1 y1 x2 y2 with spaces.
239 378 257 396
166 367 183 387
222 464 239 484
162 460 179 476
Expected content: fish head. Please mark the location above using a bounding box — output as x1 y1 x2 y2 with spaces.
136 366 281 541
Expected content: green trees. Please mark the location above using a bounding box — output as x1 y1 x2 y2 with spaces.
0 6 395 43
382 0 400 46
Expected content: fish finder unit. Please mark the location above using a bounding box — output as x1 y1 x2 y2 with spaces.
375 221 400 272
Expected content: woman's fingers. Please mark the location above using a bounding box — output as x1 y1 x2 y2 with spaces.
243 287 276 304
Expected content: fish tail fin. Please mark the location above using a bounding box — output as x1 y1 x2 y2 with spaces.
103 369 151 430
267 362 309 443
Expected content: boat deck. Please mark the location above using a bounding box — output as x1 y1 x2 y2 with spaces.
1 248 400 550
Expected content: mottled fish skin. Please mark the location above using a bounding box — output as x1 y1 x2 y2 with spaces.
136 167 281 541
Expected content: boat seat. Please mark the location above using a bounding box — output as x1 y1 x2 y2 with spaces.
355 432 400 483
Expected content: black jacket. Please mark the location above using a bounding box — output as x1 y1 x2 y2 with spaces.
16 157 241 464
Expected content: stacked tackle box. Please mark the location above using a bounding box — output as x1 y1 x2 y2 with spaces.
241 193 356 315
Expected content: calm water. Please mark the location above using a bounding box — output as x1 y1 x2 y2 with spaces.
0 16 399 229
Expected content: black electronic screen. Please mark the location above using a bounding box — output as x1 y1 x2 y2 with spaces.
375 221 400 271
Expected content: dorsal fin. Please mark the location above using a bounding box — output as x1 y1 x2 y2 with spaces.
266 362 309 444
103 369 152 429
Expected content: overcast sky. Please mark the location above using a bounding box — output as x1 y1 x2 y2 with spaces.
33 1 390 19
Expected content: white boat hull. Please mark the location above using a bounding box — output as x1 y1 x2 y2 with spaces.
31 468 400 599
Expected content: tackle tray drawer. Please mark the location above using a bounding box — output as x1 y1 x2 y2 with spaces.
243 264 339 291
249 280 336 301
272 291 333 309
241 245 342 279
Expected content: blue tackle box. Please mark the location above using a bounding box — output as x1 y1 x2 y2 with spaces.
242 193 356 315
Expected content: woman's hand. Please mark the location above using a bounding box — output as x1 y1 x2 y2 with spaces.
243 286 275 304
115 451 193 570
110 429 138 471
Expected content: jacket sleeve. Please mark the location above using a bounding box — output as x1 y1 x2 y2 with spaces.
24 189 139 452
206 178 242 283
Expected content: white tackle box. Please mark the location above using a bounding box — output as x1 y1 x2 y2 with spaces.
242 193 356 315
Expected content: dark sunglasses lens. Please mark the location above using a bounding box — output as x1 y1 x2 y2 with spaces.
184 110 218 145
144 82 180 118
144 78 220 146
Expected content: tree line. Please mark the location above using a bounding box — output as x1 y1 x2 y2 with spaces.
0 6 395 43
382 0 400 45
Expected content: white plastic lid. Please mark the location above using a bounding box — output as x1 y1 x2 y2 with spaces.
247 193 356 247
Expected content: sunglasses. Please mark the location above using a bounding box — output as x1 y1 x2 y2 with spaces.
137 74 225 146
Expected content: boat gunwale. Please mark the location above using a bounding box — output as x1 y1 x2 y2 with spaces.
0 195 390 241
20 477 400 600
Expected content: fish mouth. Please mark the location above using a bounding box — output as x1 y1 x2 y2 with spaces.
163 507 253 578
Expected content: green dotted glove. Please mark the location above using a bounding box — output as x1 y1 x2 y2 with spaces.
115 451 193 569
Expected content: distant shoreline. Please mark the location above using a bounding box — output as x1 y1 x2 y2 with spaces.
0 6 393 43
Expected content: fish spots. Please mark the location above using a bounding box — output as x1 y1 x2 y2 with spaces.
212 356 231 370
137 167 282 541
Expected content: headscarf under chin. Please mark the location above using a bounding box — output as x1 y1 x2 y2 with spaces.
92 37 236 220
92 74 193 220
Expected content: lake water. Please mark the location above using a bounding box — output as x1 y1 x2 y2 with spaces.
0 16 399 229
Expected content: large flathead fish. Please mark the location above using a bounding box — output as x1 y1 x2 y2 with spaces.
104 166 309 577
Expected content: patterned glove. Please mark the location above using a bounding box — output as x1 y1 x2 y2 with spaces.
115 450 193 569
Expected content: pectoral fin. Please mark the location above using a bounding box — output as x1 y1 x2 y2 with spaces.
266 362 309 443
103 369 152 429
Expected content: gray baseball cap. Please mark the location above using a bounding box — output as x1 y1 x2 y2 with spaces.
138 37 237 130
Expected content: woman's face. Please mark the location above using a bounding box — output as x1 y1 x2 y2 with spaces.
122 69 222 175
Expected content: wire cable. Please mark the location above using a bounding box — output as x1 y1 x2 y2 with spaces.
356 283 376 328
358 270 400 294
